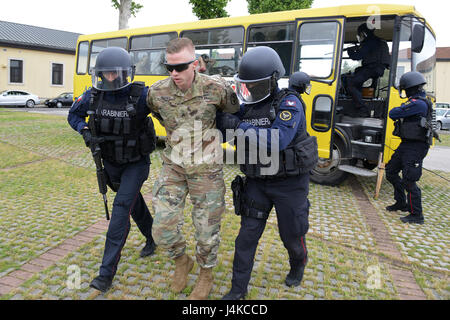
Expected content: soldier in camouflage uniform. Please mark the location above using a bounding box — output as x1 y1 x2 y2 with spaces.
146 37 239 300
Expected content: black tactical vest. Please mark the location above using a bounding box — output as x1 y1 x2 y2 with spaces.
90 82 156 164
393 96 431 143
239 90 318 178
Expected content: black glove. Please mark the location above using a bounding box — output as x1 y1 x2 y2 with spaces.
216 111 242 131
81 128 92 148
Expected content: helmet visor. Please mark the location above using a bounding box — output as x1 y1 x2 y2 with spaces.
234 75 272 104
305 83 312 95
91 67 134 91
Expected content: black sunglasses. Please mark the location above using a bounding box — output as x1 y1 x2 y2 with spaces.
164 60 195 73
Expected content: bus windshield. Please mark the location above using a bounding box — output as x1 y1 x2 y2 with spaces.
396 17 436 95
413 26 436 96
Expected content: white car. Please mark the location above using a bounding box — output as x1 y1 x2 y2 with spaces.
435 102 450 109
0 90 40 108
436 108 450 131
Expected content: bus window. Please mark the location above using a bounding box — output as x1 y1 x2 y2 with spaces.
182 27 244 76
297 22 338 79
130 32 177 75
76 41 89 75
312 95 333 131
89 37 127 73
247 23 295 75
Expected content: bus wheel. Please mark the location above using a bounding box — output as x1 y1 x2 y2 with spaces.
310 139 349 186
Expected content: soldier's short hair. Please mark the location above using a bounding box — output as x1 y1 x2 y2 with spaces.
166 37 195 55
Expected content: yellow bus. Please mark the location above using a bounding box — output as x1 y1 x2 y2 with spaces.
73 4 436 185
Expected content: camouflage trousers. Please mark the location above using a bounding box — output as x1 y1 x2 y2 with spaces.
152 163 225 268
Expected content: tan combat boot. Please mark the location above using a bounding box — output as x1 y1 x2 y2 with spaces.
171 254 194 293
188 267 213 300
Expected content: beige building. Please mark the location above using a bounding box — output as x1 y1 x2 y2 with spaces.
0 21 81 101
436 47 450 103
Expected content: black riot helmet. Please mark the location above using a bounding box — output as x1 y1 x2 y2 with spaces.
288 71 312 95
357 23 374 43
398 71 426 98
234 46 285 104
91 47 135 91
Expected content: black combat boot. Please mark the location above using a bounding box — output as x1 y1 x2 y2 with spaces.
222 289 247 300
285 258 307 287
400 213 424 224
386 202 409 212
90 275 113 292
140 239 156 257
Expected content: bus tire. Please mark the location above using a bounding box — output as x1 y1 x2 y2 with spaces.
310 137 349 186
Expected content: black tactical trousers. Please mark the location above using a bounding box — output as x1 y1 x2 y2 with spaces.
346 65 384 109
99 156 154 278
230 173 310 294
385 141 429 216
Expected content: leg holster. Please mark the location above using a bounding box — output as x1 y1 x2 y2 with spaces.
231 175 271 220
231 175 245 216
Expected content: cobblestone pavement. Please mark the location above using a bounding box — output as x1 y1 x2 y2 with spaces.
0 110 448 300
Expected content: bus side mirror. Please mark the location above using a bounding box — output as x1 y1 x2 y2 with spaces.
412 24 425 53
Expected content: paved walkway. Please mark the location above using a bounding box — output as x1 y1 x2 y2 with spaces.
423 146 450 173
0 183 430 299
349 177 427 300
0 220 109 296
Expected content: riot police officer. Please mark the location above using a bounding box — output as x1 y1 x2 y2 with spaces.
68 47 157 292
216 46 318 300
385 71 432 224
346 23 390 117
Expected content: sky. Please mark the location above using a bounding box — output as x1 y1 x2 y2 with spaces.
1 0 449 47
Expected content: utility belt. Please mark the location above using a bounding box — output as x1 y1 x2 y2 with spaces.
231 175 272 220
241 133 318 179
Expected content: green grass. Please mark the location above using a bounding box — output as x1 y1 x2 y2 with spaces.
436 132 450 147
0 142 44 169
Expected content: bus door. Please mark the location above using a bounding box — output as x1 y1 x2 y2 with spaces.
295 18 344 159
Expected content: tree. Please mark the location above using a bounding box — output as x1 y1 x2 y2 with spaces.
189 0 230 20
111 0 143 30
247 0 313 14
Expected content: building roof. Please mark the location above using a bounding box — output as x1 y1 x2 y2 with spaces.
437 47 450 61
0 20 81 54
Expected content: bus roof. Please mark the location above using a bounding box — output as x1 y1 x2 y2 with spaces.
78 4 432 41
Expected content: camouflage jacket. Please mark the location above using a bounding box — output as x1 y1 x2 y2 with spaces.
147 71 239 174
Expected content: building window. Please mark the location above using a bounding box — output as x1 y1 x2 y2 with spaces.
10 59 23 83
52 63 64 85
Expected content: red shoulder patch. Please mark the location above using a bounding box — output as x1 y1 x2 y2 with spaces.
285 100 297 107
